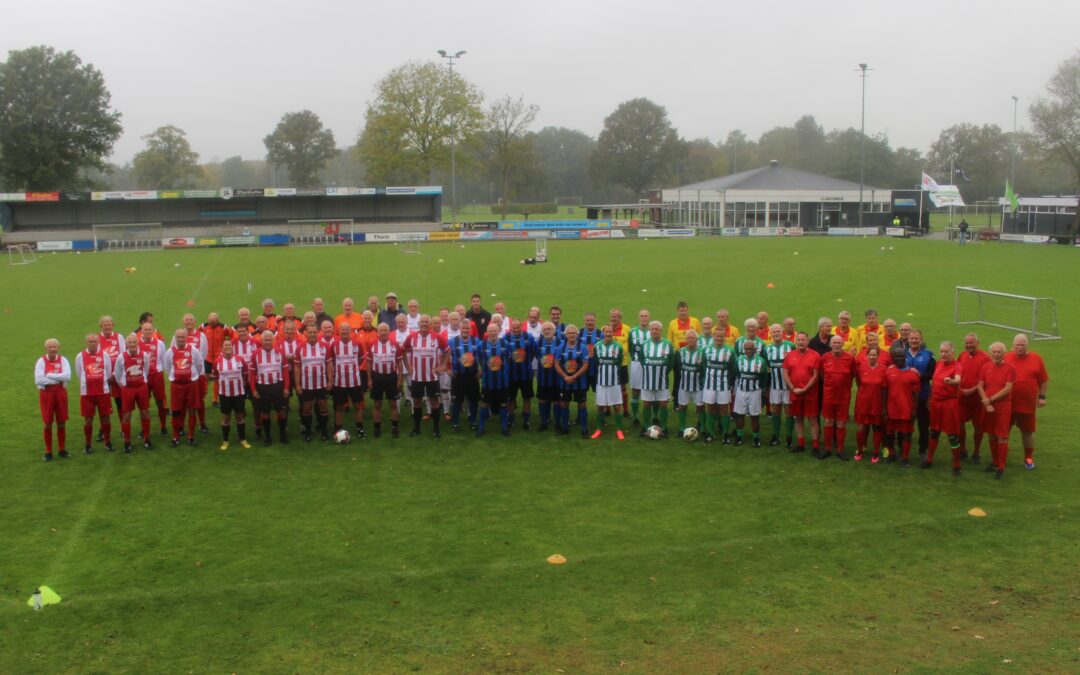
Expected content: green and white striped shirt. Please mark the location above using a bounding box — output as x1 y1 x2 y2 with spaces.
735 354 769 392
702 343 735 392
639 338 674 390
734 336 767 356
593 341 623 387
628 326 649 363
677 345 705 392
764 340 795 390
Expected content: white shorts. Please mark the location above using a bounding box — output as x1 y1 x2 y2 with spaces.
703 389 731 406
630 361 643 389
439 371 451 390
733 389 762 416
768 388 790 405
677 389 703 407
595 385 623 407
640 388 670 402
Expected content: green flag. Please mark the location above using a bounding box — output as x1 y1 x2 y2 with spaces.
1005 180 1019 213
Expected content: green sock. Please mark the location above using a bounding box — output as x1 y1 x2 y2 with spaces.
771 413 781 437
595 409 605 429
658 406 669 431
697 409 706 430
720 415 731 436
753 431 760 442
703 412 712 436
677 407 687 430
631 398 640 420
786 415 795 438
617 412 625 430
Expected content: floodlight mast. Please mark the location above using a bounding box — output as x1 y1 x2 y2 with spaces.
438 49 466 223
856 63 871 229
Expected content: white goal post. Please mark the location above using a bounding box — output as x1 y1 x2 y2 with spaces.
954 286 1060 341
92 223 164 251
287 219 354 246
399 233 423 254
534 237 548 260
7 243 37 265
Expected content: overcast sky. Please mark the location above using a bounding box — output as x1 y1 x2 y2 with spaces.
5 0 1078 167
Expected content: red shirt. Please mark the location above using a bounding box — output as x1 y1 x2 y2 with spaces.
882 333 901 348
958 349 991 392
819 351 856 402
1003 352 1047 414
931 360 962 401
755 326 770 340
78 349 111 396
883 366 920 420
854 361 886 416
98 332 122 371
979 360 1016 402
115 350 149 388
783 348 820 390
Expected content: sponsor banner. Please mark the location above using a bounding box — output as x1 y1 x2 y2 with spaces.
886 227 906 237
221 235 257 246
828 227 878 236
71 239 96 251
91 191 127 200
609 229 626 239
159 190 183 199
500 219 610 230
721 227 741 237
893 198 917 207
366 232 431 243
326 187 377 196
0 192 27 202
749 227 777 236
386 187 415 195
492 231 526 240
196 236 222 247
638 228 696 238
263 188 296 197
258 234 290 246
367 233 395 242
37 240 73 251
126 190 158 200
233 188 264 198
459 231 492 241
295 188 325 197
664 228 695 238
61 192 87 201
928 185 965 208
1000 233 1050 244
787 227 804 236
525 230 552 239
428 231 461 241
163 236 196 249
386 186 443 196
27 192 60 202
185 189 218 198
351 233 366 243
612 219 640 228
579 229 610 239
555 230 580 240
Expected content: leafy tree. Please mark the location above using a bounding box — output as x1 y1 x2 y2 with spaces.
0 46 122 190
532 126 595 200
927 123 1010 201
358 61 485 185
590 98 685 198
263 110 337 187
717 130 758 174
484 95 539 217
132 125 201 189
1030 51 1080 234
217 156 260 189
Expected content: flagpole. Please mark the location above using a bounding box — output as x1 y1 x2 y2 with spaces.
949 156 955 231
918 183 924 239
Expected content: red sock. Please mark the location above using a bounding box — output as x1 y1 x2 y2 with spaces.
101 421 112 444
84 421 93 445
873 430 883 454
856 428 867 452
998 440 1009 469
197 407 206 426
797 432 805 447
812 438 819 449
824 426 835 451
43 428 53 453
171 413 182 440
1024 446 1034 462
187 412 197 438
928 436 939 463
121 421 131 443
836 427 847 452
141 418 151 442
57 427 66 451
901 438 911 460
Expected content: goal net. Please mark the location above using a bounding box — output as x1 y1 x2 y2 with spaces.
535 237 548 261
954 286 1060 341
287 219 354 246
7 243 37 265
92 223 163 251
399 234 423 254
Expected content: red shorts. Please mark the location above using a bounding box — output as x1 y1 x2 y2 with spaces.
854 412 883 426
147 372 167 403
789 391 819 417
821 398 851 422
930 398 961 435
960 395 983 425
1011 411 1036 433
170 381 201 412
80 394 113 418
886 418 914 434
981 404 1012 438
121 385 150 414
39 387 69 424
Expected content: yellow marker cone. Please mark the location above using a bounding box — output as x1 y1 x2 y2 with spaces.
968 507 987 517
27 586 62 608
547 554 567 565
766 283 775 289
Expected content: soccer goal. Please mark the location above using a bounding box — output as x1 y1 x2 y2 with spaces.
954 286 1060 341
92 223 164 251
7 243 37 265
399 234 422 254
287 219 354 246
534 237 548 261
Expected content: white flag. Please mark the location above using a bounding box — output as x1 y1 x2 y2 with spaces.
921 172 940 192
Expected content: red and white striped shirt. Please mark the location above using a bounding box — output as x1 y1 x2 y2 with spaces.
215 355 247 397
367 338 401 375
99 332 122 376
333 337 365 388
76 349 112 396
250 347 287 386
297 342 331 390
275 337 302 366
404 332 448 382
114 350 151 388
139 337 166 375
233 338 257 366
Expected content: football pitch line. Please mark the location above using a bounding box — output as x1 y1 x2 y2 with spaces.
49 499 1071 607
43 463 115 583
189 248 225 302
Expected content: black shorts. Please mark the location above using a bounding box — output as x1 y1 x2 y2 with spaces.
537 384 560 401
409 380 440 400
483 387 509 407
332 386 365 407
300 388 328 404
255 382 286 414
369 373 399 401
619 366 629 386
219 394 246 416
559 387 588 403
509 378 534 400
451 374 479 402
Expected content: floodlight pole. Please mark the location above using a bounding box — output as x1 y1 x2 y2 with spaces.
1011 95 1019 188
439 50 466 223
857 63 869 229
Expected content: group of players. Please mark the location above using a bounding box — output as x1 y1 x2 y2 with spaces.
34 296 1049 478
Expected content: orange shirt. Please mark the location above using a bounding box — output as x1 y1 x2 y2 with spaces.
1003 352 1048 414
335 312 364 333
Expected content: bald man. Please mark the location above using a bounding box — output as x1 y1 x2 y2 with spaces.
35 338 72 460
1004 334 1049 470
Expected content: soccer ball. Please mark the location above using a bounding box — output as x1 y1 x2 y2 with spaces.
174 263 181 269
333 429 351 445
682 427 699 442
646 425 663 440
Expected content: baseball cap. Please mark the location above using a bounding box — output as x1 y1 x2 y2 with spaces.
385 292 397 299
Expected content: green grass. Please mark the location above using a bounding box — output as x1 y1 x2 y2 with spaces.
2 238 1079 672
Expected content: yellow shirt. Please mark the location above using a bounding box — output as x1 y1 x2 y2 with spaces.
715 324 740 348
667 317 702 349
831 324 860 353
610 322 631 366
854 323 884 353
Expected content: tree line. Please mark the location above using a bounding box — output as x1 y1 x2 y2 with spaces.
2 45 1079 218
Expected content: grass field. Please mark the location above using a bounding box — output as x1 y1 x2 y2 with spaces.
2 237 1078 672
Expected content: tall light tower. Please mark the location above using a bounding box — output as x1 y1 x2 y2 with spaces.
438 49 466 223
857 63 870 228
1011 95 1019 187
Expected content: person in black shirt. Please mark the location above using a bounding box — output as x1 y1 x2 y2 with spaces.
378 292 404 328
465 293 492 337
808 317 833 355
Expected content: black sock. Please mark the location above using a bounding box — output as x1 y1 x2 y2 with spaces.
301 414 312 434
278 417 288 437
262 419 271 438
432 408 441 431
317 412 328 434
391 419 399 430
221 424 230 441
237 423 246 441
413 407 422 428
